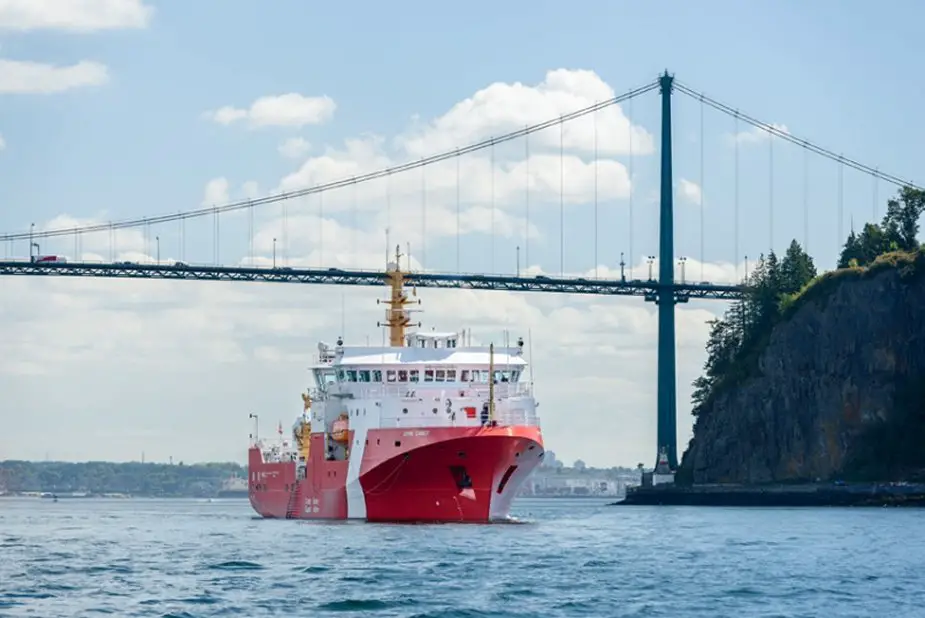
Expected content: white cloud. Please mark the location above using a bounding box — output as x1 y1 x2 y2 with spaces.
205 94 337 128
0 133 5 150
0 58 109 94
1 68 738 469
729 122 789 146
0 256 733 468
0 0 153 31
198 178 262 210
202 177 230 206
396 68 654 158
274 137 633 230
678 178 702 205
241 181 260 199
278 137 311 159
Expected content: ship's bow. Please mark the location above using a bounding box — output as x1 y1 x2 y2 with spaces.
359 425 543 523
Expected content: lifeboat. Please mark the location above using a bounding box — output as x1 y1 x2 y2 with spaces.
331 413 349 443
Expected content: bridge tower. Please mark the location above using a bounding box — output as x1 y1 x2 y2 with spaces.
646 70 686 470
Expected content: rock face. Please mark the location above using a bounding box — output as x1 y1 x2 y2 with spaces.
680 264 925 484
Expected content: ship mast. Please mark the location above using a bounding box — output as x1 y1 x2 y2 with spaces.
488 342 495 422
377 244 421 347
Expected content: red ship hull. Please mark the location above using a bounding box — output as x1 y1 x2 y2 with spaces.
248 425 543 523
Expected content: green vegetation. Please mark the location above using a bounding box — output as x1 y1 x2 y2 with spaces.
0 460 246 497
838 187 925 268
690 238 818 415
691 187 925 418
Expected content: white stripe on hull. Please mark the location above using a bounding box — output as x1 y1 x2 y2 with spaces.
488 449 542 521
345 424 369 519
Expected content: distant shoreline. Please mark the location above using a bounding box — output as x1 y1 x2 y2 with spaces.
613 483 925 507
1 493 623 501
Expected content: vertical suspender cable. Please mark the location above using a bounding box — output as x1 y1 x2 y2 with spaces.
699 94 705 281
593 102 599 278
734 113 740 281
559 116 564 275
490 141 495 273
629 94 634 280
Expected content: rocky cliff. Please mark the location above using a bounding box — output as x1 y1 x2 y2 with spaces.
679 251 925 484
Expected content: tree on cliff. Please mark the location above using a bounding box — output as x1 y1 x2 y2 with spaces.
693 186 923 416
780 239 818 293
838 187 925 268
691 240 817 412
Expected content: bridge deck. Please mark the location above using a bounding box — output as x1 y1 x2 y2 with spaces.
0 261 744 300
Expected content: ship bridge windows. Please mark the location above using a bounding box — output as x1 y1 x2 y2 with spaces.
333 366 483 384
465 370 487 383
458 369 519 383
314 369 337 390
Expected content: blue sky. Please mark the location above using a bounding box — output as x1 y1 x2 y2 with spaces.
0 0 922 465
2 0 923 270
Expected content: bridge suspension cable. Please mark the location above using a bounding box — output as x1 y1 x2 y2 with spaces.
3 79 660 243
674 82 921 192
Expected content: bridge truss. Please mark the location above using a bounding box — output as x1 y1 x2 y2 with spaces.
0 260 745 300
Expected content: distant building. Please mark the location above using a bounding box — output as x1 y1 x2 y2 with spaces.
523 474 625 497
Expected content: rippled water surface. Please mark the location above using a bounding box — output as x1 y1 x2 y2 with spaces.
1 497 922 617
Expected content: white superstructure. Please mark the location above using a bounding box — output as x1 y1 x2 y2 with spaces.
259 246 541 471
308 331 538 435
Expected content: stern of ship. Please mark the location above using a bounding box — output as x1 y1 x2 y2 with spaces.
247 445 298 518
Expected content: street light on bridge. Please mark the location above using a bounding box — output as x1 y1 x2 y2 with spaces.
678 256 688 284
647 256 656 281
249 413 259 443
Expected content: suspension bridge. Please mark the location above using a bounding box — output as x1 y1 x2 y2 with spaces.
0 71 917 470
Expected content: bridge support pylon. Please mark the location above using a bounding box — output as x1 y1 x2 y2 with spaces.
645 70 682 471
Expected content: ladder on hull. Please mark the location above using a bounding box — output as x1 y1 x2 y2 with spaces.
285 483 302 519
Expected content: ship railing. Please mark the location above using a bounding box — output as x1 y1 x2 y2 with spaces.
490 406 541 428
320 382 533 400
258 450 299 464
253 441 299 464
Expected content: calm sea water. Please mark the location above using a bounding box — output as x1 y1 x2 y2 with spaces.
0 497 922 617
